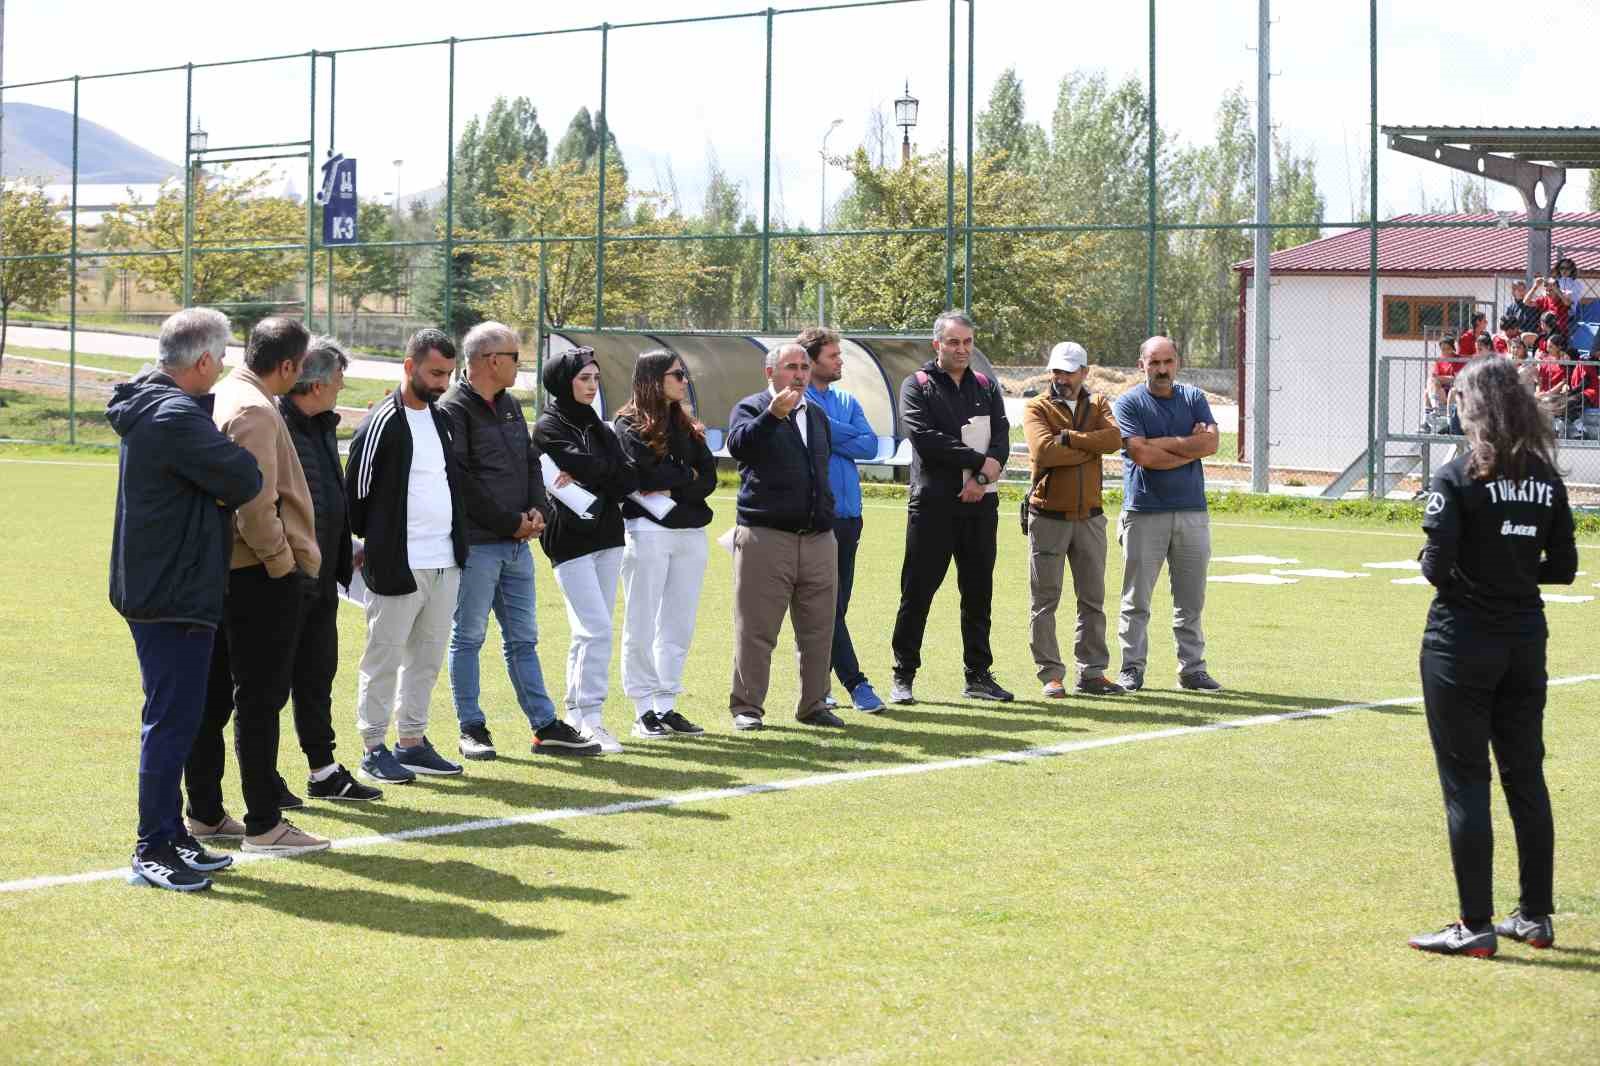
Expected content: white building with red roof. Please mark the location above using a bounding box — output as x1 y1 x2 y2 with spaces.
1236 213 1600 485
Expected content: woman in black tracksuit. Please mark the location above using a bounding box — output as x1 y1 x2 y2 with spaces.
533 347 637 754
1408 357 1578 958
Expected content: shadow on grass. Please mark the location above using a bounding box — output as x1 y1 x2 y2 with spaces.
1490 946 1600 974
313 852 628 906
206 876 560 940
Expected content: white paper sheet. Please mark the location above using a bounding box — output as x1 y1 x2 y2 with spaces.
628 491 677 521
540 453 598 516
716 526 738 555
960 415 999 495
339 539 371 608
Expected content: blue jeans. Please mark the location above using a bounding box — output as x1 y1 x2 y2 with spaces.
448 541 557 732
128 620 215 851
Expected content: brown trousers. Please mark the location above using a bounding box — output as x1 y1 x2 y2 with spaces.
729 525 838 720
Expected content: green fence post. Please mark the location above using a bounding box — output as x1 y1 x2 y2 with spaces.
182 64 194 307
537 239 548 411
326 52 336 337
305 50 317 328
1146 0 1157 335
944 0 956 309
596 24 609 330
1366 0 1379 498
69 76 80 445
444 38 456 334
963 0 974 313
760 9 773 332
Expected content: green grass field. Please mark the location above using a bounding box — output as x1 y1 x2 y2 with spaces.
2 447 1598 1064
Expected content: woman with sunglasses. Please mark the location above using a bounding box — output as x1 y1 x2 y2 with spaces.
613 351 718 739
534 347 637 753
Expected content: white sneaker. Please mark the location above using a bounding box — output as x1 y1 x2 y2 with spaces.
889 677 915 704
586 724 624 754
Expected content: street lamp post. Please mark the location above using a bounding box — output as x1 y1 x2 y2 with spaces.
894 81 919 167
392 158 404 222
818 118 843 326
182 122 208 306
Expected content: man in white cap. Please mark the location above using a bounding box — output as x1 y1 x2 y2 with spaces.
1021 342 1126 697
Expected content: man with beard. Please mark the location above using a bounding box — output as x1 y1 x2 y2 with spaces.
1112 336 1223 693
345 329 470 783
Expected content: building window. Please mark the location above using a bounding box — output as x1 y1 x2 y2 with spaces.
1382 295 1475 340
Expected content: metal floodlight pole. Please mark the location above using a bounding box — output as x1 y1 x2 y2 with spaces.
326 52 336 336
1366 0 1379 498
963 0 974 313
182 64 194 307
537 239 548 409
68 76 80 444
760 9 773 332
944 0 955 309
596 23 609 330
443 38 456 334
1146 0 1157 335
1250 0 1271 494
305 50 317 328
819 117 843 326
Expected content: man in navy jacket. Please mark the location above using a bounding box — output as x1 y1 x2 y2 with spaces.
725 342 842 731
108 308 262 892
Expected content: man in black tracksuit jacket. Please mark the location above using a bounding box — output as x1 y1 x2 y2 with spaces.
890 311 1013 704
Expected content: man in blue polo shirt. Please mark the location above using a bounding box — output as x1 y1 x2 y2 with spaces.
1112 336 1223 693
799 327 886 712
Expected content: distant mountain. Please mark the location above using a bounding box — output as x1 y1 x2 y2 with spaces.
1 102 180 185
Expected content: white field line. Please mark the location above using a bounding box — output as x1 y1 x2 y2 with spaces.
6 673 1598 896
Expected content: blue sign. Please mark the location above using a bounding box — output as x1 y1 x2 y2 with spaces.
319 156 358 245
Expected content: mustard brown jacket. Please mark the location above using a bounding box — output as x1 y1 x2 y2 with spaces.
1022 386 1121 520
212 366 321 578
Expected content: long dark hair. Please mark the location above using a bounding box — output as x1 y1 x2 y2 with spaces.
615 349 704 456
1453 356 1559 480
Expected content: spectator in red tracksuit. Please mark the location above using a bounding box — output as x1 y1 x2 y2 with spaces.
1456 312 1488 359
1569 344 1599 440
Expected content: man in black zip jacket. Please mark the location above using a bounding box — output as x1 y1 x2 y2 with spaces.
725 342 842 731
108 307 262 891
438 322 599 760
889 310 1014 705
278 336 381 803
344 329 471 783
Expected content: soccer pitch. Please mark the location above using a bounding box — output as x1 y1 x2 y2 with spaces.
2 452 1597 1064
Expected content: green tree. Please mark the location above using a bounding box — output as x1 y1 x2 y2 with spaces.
976 67 1046 174
793 149 1106 361
1270 136 1325 251
320 200 406 335
420 95 550 337
103 169 304 311
688 159 762 329
0 183 73 399
553 107 625 180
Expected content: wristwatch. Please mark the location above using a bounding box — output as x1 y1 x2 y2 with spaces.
974 471 991 486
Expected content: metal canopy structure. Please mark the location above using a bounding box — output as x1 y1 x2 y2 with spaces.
1382 125 1600 278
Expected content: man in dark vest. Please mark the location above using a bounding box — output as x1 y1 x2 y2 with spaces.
725 342 842 731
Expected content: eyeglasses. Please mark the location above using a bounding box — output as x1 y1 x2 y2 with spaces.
665 368 690 381
488 351 521 363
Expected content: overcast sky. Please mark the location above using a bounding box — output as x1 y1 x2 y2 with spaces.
4 0 1595 226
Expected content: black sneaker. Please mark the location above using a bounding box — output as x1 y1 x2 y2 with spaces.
131 841 212 892
1494 909 1554 949
394 736 464 776
1179 670 1223 692
657 710 705 735
532 718 603 756
307 765 383 802
1408 921 1497 958
632 712 673 740
173 833 234 873
277 773 305 810
963 672 1015 702
459 723 497 761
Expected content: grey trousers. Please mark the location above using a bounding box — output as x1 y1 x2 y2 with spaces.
1117 509 1210 677
356 566 461 746
1027 512 1110 683
729 525 838 720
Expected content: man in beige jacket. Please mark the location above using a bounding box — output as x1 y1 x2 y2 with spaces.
184 316 331 856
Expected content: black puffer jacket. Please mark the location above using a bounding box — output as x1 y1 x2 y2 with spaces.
533 349 638 565
437 380 551 544
614 410 717 529
106 369 262 626
279 395 353 593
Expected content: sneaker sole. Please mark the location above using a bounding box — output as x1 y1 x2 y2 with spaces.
179 856 234 873
459 749 498 761
397 764 464 776
531 744 604 756
662 726 708 734
309 788 385 802
359 769 414 785
888 696 915 705
1408 942 1497 958
240 840 333 856
630 730 675 740
133 871 212 892
963 689 1014 702
732 719 765 731
278 800 306 811
854 705 885 714
188 829 244 840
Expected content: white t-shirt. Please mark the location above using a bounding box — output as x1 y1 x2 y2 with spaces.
404 405 456 568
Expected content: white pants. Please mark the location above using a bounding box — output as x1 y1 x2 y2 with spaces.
355 566 461 746
621 528 709 717
552 546 623 725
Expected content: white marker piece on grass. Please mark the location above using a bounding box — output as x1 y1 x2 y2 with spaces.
1542 593 1595 604
1214 554 1300 565
1209 573 1299 585
1391 576 1431 586
1364 560 1422 570
1270 568 1370 579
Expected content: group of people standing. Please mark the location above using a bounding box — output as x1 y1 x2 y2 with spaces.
109 303 1224 893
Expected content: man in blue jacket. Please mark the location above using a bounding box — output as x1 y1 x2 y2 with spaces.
798 327 884 713
108 307 263 892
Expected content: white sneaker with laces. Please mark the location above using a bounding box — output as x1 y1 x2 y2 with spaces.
586 724 625 754
889 678 915 704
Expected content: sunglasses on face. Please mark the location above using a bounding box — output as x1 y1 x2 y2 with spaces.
665 368 690 381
